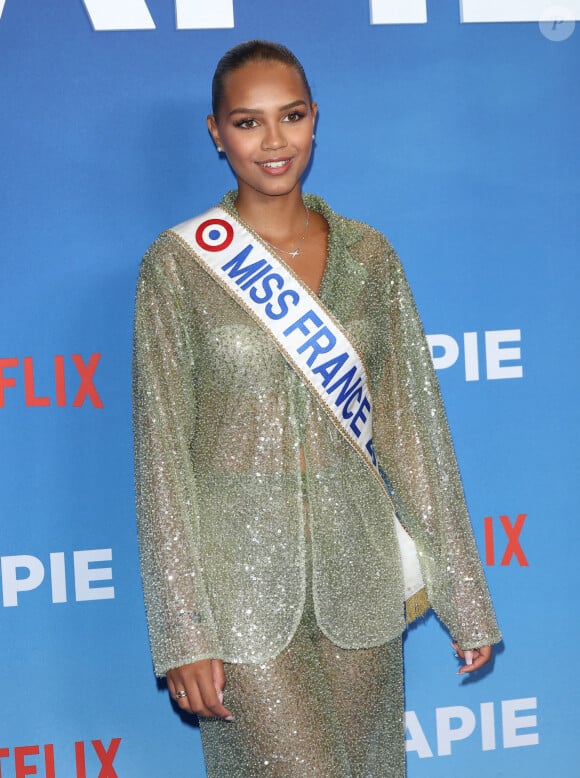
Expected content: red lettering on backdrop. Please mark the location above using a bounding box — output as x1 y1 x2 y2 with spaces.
484 516 494 566
499 514 528 566
54 355 67 406
24 356 50 407
0 747 10 773
14 745 39 777
0 740 121 777
75 741 86 778
0 354 103 408
93 738 121 778
0 357 18 406
44 745 56 778
484 514 529 567
72 354 103 408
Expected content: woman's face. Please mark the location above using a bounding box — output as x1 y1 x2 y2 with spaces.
208 60 317 201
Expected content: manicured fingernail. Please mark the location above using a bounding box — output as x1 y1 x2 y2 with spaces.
225 715 234 722
465 650 473 666
217 690 224 704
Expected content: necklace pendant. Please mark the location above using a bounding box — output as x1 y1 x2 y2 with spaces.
259 205 310 261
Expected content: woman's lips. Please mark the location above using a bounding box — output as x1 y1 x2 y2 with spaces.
257 158 293 175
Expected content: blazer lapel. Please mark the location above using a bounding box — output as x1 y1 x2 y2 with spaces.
310 198 368 324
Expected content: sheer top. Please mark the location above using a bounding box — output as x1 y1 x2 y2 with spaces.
133 191 501 676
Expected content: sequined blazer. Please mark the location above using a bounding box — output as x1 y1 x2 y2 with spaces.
133 191 501 676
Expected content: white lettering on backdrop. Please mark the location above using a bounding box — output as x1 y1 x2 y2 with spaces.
369 0 580 24
0 0 234 29
82 0 234 30
405 697 540 757
1 549 115 606
1 1 577 28
427 329 523 381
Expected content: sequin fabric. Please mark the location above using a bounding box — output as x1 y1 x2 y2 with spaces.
132 191 501 679
200 528 405 777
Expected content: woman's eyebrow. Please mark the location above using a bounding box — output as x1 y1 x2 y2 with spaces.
227 99 307 117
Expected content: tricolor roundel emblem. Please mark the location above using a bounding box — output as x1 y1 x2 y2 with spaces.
195 219 234 252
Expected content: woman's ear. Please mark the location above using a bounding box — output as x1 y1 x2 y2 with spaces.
311 102 318 138
207 115 223 152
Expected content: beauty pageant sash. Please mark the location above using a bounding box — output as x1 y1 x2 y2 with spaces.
170 206 427 621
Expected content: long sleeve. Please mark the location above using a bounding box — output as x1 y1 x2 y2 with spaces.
133 244 221 676
372 237 501 650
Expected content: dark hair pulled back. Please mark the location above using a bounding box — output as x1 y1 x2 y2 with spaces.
211 40 313 117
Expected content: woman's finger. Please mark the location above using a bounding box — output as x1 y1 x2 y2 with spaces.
166 672 177 700
166 667 194 711
211 658 226 704
195 663 234 720
455 644 493 675
167 662 233 720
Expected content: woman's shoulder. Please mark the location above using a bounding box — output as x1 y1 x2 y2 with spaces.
140 224 196 273
136 227 206 304
304 194 402 281
304 193 395 252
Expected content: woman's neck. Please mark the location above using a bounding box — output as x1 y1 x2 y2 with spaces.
235 187 307 245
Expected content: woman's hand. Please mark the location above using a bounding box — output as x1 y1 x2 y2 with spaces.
166 659 234 720
452 642 493 675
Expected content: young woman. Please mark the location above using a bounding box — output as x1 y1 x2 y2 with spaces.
133 40 501 777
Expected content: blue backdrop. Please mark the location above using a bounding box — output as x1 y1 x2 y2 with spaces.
1 1 579 775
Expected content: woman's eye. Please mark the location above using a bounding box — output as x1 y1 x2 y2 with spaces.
284 111 305 123
235 118 258 129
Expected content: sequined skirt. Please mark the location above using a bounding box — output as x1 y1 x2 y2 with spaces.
199 498 406 777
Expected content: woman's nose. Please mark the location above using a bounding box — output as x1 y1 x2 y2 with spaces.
261 124 288 150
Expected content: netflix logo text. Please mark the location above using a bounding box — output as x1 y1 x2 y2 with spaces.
483 514 529 567
0 738 121 778
0 354 103 409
